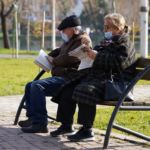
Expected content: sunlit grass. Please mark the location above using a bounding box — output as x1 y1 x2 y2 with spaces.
0 58 51 96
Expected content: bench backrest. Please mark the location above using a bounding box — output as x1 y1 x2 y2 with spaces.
96 58 150 106
134 58 150 80
97 58 150 106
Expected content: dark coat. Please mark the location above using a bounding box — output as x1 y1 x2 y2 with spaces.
48 31 92 81
51 32 138 106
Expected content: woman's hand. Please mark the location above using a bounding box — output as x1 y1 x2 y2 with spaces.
81 37 90 46
84 47 98 60
45 56 54 64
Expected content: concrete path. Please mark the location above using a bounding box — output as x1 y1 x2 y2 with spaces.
0 85 150 150
133 85 150 102
0 84 150 116
0 54 37 59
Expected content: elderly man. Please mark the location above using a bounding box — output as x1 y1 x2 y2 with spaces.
19 15 92 133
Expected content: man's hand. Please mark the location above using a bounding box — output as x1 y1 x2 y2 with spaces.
45 56 54 64
81 37 90 46
83 47 98 60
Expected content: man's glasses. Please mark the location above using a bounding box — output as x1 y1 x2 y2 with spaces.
104 25 115 30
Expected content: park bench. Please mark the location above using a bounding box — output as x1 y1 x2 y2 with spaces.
14 57 150 149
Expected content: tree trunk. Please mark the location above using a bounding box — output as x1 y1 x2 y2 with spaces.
1 16 11 49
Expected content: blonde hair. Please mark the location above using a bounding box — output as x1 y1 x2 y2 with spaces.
104 13 131 34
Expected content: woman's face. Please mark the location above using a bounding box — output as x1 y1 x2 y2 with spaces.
103 20 120 35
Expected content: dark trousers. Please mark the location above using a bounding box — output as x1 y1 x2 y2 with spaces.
25 76 66 124
56 81 96 128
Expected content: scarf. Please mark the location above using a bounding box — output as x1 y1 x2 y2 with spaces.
94 31 126 52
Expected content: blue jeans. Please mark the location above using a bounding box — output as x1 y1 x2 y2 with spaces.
25 76 66 124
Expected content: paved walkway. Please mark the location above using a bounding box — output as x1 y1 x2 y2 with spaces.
0 84 150 150
0 54 37 59
0 85 150 116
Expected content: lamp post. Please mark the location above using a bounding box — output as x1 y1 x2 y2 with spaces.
140 0 148 58
14 4 18 58
21 10 33 52
52 0 56 50
27 13 30 52
41 11 45 50
112 0 115 13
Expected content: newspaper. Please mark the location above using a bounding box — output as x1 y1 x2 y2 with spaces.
68 44 94 70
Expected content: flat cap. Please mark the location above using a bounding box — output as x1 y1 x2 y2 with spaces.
58 15 81 31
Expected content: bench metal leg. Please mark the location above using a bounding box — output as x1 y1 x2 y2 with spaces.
103 66 150 149
48 115 56 121
120 106 150 111
14 95 26 125
113 124 150 141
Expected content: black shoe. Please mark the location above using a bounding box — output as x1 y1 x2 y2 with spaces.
67 127 95 142
18 118 32 127
21 123 49 133
50 124 75 137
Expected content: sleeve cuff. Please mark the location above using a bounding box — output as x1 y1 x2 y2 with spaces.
52 58 56 66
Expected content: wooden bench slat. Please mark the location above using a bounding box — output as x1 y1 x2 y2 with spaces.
122 102 132 106
134 69 150 80
136 58 150 68
144 103 150 106
98 101 150 106
98 101 117 106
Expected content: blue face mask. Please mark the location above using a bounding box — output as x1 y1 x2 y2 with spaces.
61 33 69 42
104 31 113 40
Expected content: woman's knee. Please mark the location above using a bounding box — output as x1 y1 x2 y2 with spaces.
59 90 72 105
59 86 76 105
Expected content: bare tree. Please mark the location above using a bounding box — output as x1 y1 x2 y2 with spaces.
80 0 109 31
114 0 141 27
0 0 19 49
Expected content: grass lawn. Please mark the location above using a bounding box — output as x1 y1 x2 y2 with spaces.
0 58 51 96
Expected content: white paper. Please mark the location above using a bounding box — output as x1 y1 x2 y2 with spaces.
69 44 94 70
78 56 94 70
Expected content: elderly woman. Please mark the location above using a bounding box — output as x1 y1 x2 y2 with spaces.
50 13 138 142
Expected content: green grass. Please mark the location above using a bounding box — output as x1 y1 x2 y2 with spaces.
0 58 51 96
0 48 40 55
74 107 150 137
137 80 150 85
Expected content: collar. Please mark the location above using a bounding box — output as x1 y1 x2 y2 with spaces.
69 31 86 41
70 33 78 41
111 31 126 42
